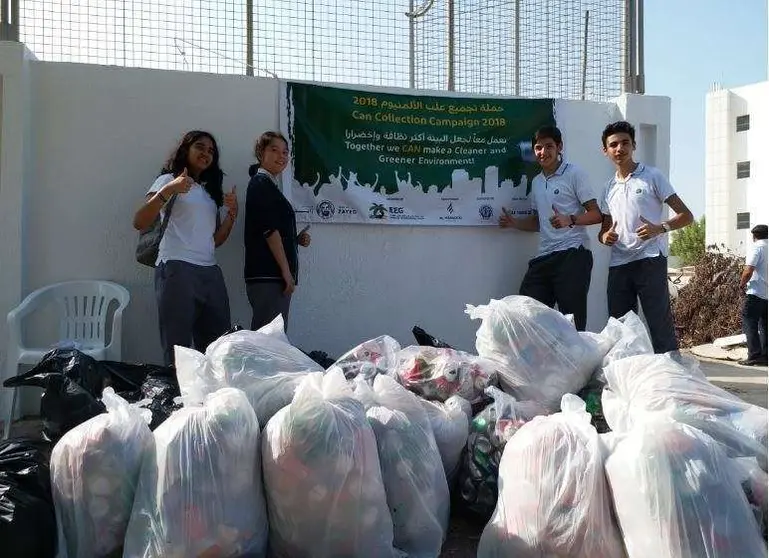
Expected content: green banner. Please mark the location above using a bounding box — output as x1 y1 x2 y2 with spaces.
282 82 555 225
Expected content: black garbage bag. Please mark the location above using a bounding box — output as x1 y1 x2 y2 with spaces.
412 326 453 349
138 369 181 430
3 349 180 440
100 362 180 431
0 438 57 558
3 350 109 442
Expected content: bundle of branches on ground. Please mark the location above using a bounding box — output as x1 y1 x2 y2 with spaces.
672 249 744 347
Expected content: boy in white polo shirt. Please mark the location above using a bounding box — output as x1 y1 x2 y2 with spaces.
500 125 602 330
598 121 694 353
739 224 768 366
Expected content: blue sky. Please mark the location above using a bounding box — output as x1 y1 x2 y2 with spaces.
645 0 768 217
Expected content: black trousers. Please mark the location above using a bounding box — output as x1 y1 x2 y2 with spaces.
155 260 231 366
519 246 593 331
607 255 677 354
742 294 768 361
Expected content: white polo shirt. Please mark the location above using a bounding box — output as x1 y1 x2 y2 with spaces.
746 239 767 300
599 163 676 267
530 160 596 257
147 173 219 267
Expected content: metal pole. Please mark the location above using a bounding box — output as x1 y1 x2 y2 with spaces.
409 0 415 88
581 10 589 100
246 0 254 76
514 0 520 96
447 0 455 91
627 0 637 93
636 0 645 93
621 0 633 93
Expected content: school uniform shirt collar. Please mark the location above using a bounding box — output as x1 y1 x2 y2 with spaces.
257 167 279 185
544 158 569 178
612 162 645 184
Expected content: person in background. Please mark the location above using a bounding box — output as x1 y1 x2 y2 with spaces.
499 125 602 331
244 131 311 331
739 224 768 366
133 131 238 366
597 120 694 353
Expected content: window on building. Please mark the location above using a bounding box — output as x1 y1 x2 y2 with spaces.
737 212 751 230
737 161 751 179
736 115 750 132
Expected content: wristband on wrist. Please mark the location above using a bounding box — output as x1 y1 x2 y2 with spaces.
569 215 576 228
157 191 168 203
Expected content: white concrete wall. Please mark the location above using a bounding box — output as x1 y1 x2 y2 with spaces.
705 81 769 256
1 49 672 365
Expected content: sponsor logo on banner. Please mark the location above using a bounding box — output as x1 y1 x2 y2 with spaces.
316 200 336 220
479 205 494 220
369 203 387 219
440 201 462 221
337 206 358 215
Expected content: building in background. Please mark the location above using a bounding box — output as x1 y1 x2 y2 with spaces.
705 80 769 256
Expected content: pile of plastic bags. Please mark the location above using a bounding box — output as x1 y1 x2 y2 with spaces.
605 415 766 557
124 387 268 558
51 388 153 558
262 369 396 558
466 296 603 409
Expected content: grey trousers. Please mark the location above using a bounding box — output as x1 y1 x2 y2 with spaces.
246 281 292 331
155 260 231 366
607 254 678 354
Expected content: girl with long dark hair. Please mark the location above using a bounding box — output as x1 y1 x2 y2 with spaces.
133 130 238 365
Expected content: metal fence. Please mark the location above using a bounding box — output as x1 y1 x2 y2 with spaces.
6 0 644 100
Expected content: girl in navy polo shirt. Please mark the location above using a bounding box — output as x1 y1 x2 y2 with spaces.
244 131 311 331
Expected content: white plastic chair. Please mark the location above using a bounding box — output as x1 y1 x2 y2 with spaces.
2 280 130 438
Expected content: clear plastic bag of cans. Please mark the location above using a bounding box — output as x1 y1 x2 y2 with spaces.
51 388 153 558
261 369 397 558
465 296 603 410
605 414 766 558
331 335 401 381
355 375 450 557
175 331 323 427
458 386 545 519
478 395 625 558
420 395 472 479
392 345 497 403
123 387 269 558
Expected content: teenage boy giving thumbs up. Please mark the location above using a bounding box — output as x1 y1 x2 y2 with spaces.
598 121 694 353
499 125 602 331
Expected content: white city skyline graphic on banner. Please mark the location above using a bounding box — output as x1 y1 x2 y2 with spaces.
288 164 533 225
